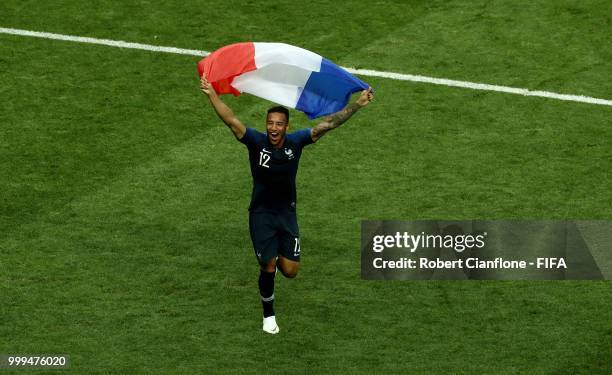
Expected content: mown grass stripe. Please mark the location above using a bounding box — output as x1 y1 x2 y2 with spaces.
1 26 611 107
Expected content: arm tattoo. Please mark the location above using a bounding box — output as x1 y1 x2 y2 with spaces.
312 103 361 138
326 103 361 128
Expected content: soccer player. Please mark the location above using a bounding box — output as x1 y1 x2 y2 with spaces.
200 74 373 334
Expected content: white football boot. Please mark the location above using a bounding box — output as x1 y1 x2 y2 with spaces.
262 316 280 334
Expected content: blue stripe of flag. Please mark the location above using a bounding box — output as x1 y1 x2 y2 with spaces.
296 58 370 119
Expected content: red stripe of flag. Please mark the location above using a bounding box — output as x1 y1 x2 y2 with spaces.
197 42 257 96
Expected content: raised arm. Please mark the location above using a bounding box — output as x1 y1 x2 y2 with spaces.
200 74 246 139
310 87 374 142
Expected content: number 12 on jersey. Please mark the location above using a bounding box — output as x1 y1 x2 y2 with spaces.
259 151 270 168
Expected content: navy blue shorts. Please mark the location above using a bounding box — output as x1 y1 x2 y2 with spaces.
249 211 301 265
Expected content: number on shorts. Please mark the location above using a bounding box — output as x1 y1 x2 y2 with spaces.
293 237 301 256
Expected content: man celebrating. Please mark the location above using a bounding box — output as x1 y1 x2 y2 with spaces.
200 75 373 334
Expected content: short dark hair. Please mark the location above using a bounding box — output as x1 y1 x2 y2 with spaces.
267 106 289 123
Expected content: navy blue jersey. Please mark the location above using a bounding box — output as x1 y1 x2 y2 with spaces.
240 127 314 212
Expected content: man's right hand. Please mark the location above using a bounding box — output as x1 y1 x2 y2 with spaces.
200 74 216 97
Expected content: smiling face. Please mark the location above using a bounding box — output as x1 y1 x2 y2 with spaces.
266 112 289 148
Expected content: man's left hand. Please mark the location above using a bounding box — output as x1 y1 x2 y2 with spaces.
356 87 374 107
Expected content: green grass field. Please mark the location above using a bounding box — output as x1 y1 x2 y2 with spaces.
1 0 611 373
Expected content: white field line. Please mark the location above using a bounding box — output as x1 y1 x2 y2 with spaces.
1 26 611 107
0 27 209 56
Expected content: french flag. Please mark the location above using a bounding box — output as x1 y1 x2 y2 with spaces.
197 42 370 119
